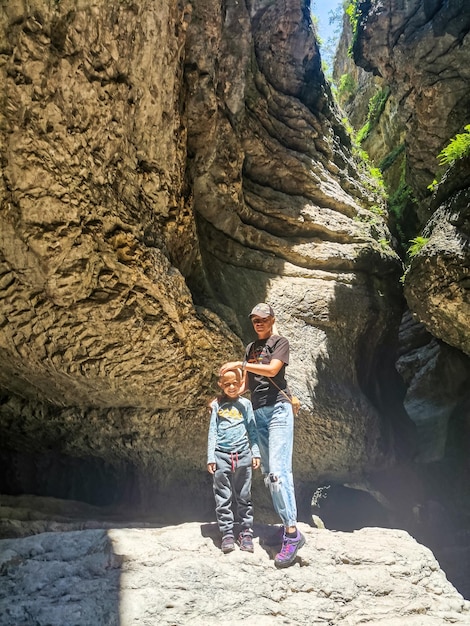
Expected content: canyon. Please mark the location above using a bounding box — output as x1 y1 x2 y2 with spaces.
0 0 469 617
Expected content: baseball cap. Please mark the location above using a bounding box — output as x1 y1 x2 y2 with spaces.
249 303 275 318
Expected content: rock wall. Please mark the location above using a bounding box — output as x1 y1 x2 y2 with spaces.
337 0 470 584
346 0 470 413
349 0 470 362
352 0 470 201
404 158 470 356
0 0 413 515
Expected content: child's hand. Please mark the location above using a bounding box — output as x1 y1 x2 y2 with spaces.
207 463 216 474
252 457 260 470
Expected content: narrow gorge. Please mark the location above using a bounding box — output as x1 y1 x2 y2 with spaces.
0 0 469 619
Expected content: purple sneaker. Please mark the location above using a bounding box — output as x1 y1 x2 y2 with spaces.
274 530 305 568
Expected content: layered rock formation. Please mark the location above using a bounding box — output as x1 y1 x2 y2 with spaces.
350 0 470 350
404 158 470 356
0 0 410 516
352 0 470 200
1 0 470 609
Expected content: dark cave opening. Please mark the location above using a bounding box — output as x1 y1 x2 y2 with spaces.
0 448 132 507
309 484 391 532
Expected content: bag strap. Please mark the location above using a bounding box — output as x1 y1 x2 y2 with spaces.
268 376 293 406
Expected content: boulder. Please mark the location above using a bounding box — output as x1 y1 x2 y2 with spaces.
1 521 469 625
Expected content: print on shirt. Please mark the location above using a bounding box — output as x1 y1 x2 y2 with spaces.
218 406 244 420
248 343 268 364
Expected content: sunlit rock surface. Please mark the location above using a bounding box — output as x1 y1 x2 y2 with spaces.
1 520 469 626
349 0 470 356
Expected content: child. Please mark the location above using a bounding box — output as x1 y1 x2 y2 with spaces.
207 367 260 553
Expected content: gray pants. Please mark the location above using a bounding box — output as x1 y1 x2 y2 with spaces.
213 448 253 535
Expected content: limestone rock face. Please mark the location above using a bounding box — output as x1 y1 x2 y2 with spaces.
347 2 470 404
0 0 240 412
352 0 470 200
1 521 469 625
333 16 405 198
1 0 407 507
404 160 470 356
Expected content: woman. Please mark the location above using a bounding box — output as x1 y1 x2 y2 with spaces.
220 302 305 568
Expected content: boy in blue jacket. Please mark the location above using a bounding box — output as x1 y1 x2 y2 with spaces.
207 367 260 553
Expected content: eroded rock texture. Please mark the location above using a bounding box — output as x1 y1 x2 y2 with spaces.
353 0 470 199
396 310 469 463
351 0 470 357
1 0 409 513
404 159 470 356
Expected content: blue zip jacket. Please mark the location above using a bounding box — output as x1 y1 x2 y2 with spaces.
207 395 260 464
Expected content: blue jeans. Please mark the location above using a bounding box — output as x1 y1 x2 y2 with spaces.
255 402 298 527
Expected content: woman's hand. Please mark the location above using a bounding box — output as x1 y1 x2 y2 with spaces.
252 457 260 470
219 361 243 375
207 463 216 474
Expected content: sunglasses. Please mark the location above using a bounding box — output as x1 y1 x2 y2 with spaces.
251 318 270 324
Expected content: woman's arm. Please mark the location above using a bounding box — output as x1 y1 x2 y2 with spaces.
220 358 284 379
245 358 284 378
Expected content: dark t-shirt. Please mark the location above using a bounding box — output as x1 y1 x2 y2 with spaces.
245 334 291 410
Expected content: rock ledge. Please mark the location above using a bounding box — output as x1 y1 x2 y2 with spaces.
1 522 469 625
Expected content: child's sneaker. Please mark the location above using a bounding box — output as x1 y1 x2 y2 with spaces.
221 534 235 553
238 529 254 552
274 530 305 568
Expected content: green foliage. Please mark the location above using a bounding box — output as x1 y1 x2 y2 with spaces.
369 88 390 122
321 59 330 78
400 235 429 283
437 124 470 165
311 2 344 77
337 73 357 103
345 0 361 55
351 143 385 194
379 144 405 172
310 13 322 44
424 124 470 193
407 236 429 258
369 203 385 216
389 177 413 222
356 121 371 144
356 88 390 144
370 167 383 182
379 238 391 250
341 117 355 138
